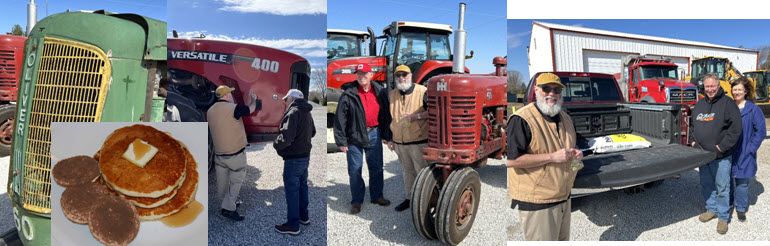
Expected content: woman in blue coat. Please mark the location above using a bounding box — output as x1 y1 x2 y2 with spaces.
730 77 766 222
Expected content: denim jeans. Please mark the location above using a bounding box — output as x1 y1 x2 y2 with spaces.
732 177 751 213
283 157 310 228
698 156 732 222
346 128 384 204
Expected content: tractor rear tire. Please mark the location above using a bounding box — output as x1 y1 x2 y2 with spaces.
0 105 16 157
411 165 440 240
435 167 481 245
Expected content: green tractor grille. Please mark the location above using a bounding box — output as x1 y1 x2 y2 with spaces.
20 37 111 214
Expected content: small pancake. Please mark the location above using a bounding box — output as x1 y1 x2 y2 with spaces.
88 195 140 246
98 125 186 198
52 156 100 187
135 146 198 221
60 182 109 224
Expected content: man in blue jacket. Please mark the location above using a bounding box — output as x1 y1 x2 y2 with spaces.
690 73 742 234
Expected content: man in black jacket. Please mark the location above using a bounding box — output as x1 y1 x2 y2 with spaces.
274 89 316 235
690 73 742 234
333 63 393 214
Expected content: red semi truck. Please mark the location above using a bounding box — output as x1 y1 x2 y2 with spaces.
166 36 311 168
0 35 27 156
615 55 697 106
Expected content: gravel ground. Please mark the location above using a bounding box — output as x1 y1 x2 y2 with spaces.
506 138 770 241
326 144 510 245
208 102 327 245
0 156 13 235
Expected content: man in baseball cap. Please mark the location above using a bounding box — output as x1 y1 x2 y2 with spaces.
274 88 316 235
333 63 393 214
505 72 580 240
208 84 261 221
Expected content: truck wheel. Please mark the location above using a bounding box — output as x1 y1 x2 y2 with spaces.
0 105 15 157
435 167 481 245
411 165 440 240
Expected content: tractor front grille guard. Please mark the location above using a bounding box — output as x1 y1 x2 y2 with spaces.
427 94 478 149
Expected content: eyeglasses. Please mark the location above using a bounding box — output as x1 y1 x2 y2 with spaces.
395 72 409 78
539 85 562 94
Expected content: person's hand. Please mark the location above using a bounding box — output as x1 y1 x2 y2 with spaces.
386 141 395 151
569 148 583 160
249 91 257 101
340 146 348 153
400 113 414 122
549 148 572 163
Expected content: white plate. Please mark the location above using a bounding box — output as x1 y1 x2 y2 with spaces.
50 122 208 246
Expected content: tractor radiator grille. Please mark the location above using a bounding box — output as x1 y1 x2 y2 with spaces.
427 94 478 148
20 37 111 214
0 49 16 87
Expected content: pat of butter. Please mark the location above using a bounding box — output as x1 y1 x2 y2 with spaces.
122 139 158 168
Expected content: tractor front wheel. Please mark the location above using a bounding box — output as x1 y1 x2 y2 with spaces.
411 165 440 240
435 166 481 245
0 105 16 157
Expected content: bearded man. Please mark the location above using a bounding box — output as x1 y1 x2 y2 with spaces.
505 72 582 241
385 65 429 212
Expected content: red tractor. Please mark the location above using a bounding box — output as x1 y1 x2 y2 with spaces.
410 4 507 245
615 55 697 105
0 35 26 156
167 35 311 168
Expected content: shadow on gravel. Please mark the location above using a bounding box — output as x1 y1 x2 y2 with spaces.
208 163 328 245
326 177 444 246
573 170 705 240
476 162 507 189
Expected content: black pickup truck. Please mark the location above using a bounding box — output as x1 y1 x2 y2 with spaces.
523 72 716 196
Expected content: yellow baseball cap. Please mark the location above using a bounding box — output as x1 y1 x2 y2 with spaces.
395 65 411 74
535 72 564 88
215 85 235 98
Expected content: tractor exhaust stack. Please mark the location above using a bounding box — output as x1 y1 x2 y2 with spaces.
452 2 467 74
27 0 37 35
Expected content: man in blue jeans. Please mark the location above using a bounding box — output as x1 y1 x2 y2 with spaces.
273 89 316 235
690 74 742 234
333 63 393 214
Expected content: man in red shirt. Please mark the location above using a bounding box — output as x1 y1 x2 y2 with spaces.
333 63 393 214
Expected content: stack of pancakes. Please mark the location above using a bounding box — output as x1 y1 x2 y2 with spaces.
53 124 199 245
97 124 199 221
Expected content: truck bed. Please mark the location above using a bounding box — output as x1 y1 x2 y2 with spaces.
574 136 715 189
568 103 717 189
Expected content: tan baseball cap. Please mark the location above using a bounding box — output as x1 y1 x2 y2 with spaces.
535 73 564 88
395 65 411 74
215 85 235 98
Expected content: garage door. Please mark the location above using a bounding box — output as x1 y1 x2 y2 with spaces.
582 50 637 75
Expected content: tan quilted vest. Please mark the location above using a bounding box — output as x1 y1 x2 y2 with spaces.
207 101 248 155
507 103 577 203
389 84 428 144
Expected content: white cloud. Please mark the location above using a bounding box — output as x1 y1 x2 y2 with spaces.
173 31 326 58
507 31 530 49
216 0 326 15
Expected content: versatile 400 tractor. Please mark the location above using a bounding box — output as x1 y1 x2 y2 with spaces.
410 3 508 245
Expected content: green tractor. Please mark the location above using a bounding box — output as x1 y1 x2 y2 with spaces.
5 10 166 246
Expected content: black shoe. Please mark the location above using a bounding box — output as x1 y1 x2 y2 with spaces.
371 197 391 206
300 217 311 225
275 224 301 235
737 211 747 222
221 209 244 221
350 204 362 214
395 199 410 212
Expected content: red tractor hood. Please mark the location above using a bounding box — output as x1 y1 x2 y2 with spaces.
327 56 386 89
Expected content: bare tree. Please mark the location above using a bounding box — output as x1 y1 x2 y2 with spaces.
759 46 770 70
507 69 527 95
309 67 327 104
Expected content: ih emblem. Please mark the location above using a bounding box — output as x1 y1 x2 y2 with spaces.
436 80 448 91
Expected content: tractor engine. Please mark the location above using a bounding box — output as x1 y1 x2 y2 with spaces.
422 59 508 166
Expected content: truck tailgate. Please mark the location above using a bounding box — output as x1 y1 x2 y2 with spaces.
573 144 715 189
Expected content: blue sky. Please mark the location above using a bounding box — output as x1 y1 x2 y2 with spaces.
508 19 770 80
329 0 506 73
1 0 166 31
169 0 327 69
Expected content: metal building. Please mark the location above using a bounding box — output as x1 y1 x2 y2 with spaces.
527 21 760 78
